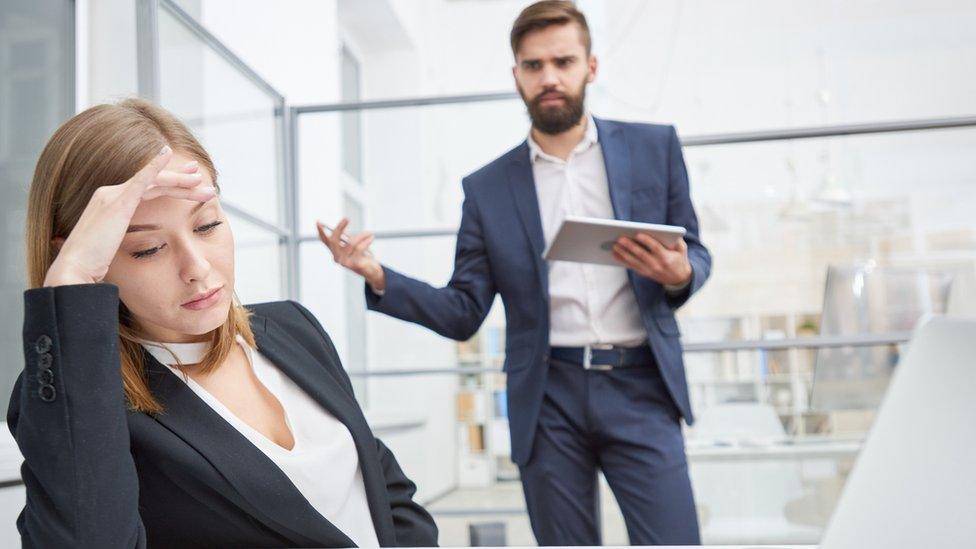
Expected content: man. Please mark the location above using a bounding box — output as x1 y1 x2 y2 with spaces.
320 1 709 545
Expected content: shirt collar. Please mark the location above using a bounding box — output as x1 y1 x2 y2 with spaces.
142 334 247 366
527 112 598 164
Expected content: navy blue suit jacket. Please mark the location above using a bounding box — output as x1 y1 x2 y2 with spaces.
367 118 711 466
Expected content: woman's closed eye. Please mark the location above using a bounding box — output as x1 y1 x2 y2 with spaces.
130 221 224 259
194 220 222 235
132 244 165 259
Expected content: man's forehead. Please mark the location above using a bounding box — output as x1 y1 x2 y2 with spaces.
517 24 586 60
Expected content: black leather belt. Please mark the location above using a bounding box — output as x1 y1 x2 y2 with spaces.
549 344 654 371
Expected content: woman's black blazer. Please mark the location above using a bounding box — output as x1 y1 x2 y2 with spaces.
7 284 438 548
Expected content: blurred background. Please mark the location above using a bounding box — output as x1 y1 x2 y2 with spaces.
1 0 975 545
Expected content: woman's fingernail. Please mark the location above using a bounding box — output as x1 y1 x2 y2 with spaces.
159 145 171 156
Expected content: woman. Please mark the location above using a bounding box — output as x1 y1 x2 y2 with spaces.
7 98 438 548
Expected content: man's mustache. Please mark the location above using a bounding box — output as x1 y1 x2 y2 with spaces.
533 90 567 105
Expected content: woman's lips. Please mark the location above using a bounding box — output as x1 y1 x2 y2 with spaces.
181 286 223 310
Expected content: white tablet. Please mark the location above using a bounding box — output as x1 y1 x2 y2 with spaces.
542 215 687 266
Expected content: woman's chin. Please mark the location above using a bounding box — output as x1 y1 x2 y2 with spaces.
180 300 233 337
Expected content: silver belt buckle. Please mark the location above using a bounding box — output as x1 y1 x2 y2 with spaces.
583 344 615 371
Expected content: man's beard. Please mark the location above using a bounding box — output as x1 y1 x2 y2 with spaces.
519 81 586 136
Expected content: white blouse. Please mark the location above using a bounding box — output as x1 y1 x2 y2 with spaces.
142 336 379 547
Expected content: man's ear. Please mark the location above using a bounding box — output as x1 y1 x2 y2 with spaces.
587 55 598 83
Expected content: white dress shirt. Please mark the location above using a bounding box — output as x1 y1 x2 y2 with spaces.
143 337 380 548
529 114 649 347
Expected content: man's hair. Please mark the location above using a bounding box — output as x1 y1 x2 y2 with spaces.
510 0 591 57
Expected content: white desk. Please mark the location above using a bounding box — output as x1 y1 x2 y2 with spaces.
686 437 862 462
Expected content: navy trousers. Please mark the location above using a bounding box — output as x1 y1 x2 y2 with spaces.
518 357 701 546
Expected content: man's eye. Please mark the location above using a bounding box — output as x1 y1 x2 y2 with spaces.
132 244 166 259
195 220 223 234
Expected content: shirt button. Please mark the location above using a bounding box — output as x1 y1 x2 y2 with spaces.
38 384 56 402
37 369 54 385
35 335 52 354
38 353 53 370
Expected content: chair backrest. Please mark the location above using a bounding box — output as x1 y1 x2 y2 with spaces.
821 317 976 549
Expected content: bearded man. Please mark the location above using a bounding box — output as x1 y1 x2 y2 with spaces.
322 1 710 545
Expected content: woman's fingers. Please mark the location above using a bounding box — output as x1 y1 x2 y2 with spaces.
132 146 173 187
154 169 205 188
143 184 216 202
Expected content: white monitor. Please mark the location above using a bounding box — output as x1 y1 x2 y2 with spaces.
821 316 976 548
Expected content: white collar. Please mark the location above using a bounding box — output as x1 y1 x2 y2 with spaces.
141 335 248 366
142 339 212 366
527 112 598 163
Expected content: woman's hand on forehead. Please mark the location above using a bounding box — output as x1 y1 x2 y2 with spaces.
43 146 216 287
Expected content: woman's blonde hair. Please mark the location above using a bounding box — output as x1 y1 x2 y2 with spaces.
25 98 256 414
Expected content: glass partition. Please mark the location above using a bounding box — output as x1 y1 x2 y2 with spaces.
155 0 289 299
227 210 284 304
296 99 527 234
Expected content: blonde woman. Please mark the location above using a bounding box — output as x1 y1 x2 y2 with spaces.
8 99 437 548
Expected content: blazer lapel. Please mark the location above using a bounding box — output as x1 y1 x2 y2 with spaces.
252 312 399 546
506 142 549 297
595 118 634 221
144 345 355 547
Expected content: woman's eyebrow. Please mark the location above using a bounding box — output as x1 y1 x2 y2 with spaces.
126 200 215 233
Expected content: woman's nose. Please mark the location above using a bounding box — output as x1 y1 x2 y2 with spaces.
179 243 212 284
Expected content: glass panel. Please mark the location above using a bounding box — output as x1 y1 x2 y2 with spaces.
227 210 283 305
0 0 73 413
298 234 477 376
157 5 284 226
680 127 976 344
296 98 527 233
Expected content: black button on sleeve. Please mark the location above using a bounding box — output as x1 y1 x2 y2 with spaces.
38 384 56 402
37 369 54 385
38 353 53 369
35 335 53 354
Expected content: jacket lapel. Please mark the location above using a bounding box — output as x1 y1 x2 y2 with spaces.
252 312 398 546
143 311 397 547
145 359 354 546
506 142 549 297
595 118 633 221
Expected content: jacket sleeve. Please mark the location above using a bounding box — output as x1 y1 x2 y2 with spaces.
364 179 497 341
7 284 145 548
664 126 712 309
287 301 439 546
374 438 439 547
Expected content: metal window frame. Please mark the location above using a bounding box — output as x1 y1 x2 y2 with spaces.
138 0 295 298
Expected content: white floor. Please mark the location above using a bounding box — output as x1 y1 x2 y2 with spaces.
427 472 841 547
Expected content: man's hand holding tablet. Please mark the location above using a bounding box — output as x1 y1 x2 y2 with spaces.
543 215 693 287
